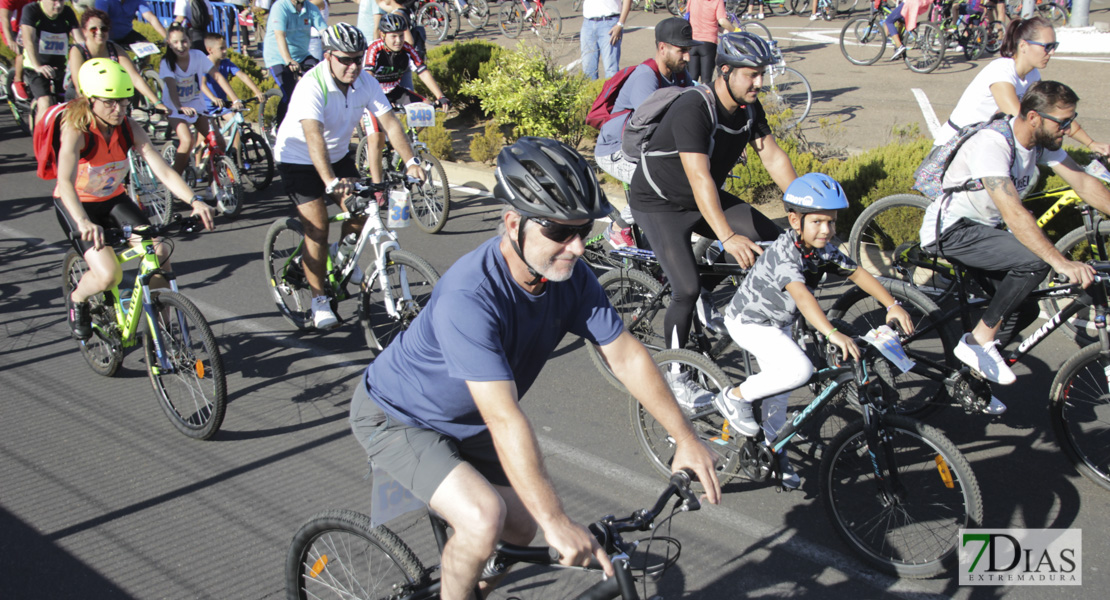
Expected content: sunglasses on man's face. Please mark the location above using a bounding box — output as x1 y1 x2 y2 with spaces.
87 25 108 34
1025 39 1060 53
1036 111 1077 131
331 54 363 67
529 217 594 243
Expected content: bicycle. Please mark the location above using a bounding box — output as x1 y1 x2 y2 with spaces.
839 5 946 73
286 469 703 600
434 0 492 39
160 109 247 218
207 99 274 193
498 0 562 43
355 101 452 234
760 39 812 131
1005 0 1069 26
262 178 440 350
632 322 983 577
848 157 1110 341
929 0 996 60
61 216 228 440
726 0 796 18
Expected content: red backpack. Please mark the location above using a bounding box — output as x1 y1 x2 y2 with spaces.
33 102 132 181
585 59 689 130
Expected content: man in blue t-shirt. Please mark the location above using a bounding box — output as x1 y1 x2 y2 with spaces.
349 138 721 600
94 0 167 46
262 0 326 129
595 17 695 185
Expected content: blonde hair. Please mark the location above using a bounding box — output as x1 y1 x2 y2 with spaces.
61 97 95 134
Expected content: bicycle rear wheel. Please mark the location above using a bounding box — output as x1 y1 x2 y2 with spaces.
903 22 945 74
821 414 983 578
762 66 811 131
826 279 958 418
667 0 688 16
962 25 987 60
1038 3 1068 26
984 19 1005 53
263 217 313 329
410 149 452 234
258 87 283 146
232 131 274 192
359 250 440 352
535 6 562 43
62 251 123 377
287 510 426 600
144 290 227 440
589 269 668 392
1050 343 1110 492
128 150 173 226
632 349 743 485
211 155 245 218
499 2 525 38
467 0 490 29
418 2 452 42
737 21 773 43
770 0 793 15
840 16 887 66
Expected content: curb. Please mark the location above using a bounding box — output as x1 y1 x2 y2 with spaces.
439 159 632 211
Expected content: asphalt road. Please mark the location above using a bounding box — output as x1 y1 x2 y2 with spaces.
4 4 1110 599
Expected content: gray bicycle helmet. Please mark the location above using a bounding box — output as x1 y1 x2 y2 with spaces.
379 13 409 34
716 31 776 69
494 137 610 221
322 23 368 55
782 173 849 214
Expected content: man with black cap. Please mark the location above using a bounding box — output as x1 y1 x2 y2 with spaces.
580 0 630 80
595 17 695 186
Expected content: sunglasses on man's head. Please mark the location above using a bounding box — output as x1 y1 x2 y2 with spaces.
1024 39 1060 53
529 217 594 243
331 54 363 66
1036 110 1077 131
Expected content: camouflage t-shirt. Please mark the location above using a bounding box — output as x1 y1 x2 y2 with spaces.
725 229 857 329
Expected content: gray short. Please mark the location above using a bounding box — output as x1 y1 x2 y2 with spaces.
596 151 637 185
349 378 509 503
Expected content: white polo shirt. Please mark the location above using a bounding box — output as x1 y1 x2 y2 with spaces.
274 61 392 166
583 0 622 19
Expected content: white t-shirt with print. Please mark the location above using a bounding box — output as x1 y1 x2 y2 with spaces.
921 118 1067 246
934 58 1041 145
159 50 214 105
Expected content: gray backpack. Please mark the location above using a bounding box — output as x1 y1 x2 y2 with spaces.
621 85 717 164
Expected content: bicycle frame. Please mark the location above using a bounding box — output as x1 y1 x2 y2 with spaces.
331 202 413 319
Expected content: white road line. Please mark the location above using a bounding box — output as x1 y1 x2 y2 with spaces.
911 88 942 140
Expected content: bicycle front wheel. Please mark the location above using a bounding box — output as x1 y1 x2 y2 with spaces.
62 251 123 377
840 16 887 66
467 0 490 29
904 22 945 74
499 2 525 38
1045 221 1110 345
984 19 1005 53
588 269 668 391
128 150 172 225
827 278 958 418
632 348 743 485
536 6 562 43
212 155 245 218
737 21 773 43
1050 343 1110 492
258 87 283 146
359 250 440 352
1038 3 1068 26
417 2 452 42
962 25 987 61
233 131 275 192
144 290 227 440
411 149 452 234
667 0 688 16
849 193 948 288
287 510 426 600
263 217 313 329
821 414 983 578
762 66 811 131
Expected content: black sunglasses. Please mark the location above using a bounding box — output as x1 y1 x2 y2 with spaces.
331 54 363 66
529 217 594 243
1036 111 1077 131
1024 39 1060 53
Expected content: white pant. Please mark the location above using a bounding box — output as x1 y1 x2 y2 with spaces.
724 318 814 442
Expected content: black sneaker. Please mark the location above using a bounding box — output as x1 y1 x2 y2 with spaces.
70 300 92 341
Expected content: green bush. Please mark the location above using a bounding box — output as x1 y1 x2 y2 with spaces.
1 43 14 65
419 40 503 113
469 122 504 165
418 112 455 161
461 44 593 147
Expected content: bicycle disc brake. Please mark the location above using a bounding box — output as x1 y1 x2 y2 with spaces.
738 440 773 482
944 368 992 414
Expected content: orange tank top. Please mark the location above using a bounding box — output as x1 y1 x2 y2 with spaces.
56 121 133 203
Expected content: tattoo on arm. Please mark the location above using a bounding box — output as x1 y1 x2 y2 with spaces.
982 176 1016 197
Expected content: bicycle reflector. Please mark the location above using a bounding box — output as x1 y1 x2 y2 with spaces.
934 455 955 489
195 360 205 379
309 555 329 578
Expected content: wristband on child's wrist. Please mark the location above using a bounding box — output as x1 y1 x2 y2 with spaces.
886 300 902 311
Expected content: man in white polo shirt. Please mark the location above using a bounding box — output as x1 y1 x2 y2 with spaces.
274 22 424 330
580 0 631 80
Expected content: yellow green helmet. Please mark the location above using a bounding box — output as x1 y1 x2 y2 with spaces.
79 58 135 99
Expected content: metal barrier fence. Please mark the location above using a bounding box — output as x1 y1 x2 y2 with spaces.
145 1 246 53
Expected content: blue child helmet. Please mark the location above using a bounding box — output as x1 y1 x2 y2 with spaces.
783 173 849 214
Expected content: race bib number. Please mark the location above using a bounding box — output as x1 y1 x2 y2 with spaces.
39 31 68 56
404 102 435 129
81 159 130 198
130 41 159 58
176 75 198 101
369 467 424 527
863 325 915 374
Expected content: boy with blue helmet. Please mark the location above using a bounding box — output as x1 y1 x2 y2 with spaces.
714 173 914 488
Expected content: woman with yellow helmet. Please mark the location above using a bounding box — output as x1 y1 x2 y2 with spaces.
56 58 216 341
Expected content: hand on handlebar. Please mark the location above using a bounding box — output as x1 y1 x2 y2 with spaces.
886 304 915 336
230 99 244 111
829 330 861 362
671 438 721 506
36 64 56 79
722 234 763 269
326 177 358 200
1056 260 1096 289
545 517 614 577
77 217 105 251
180 105 197 117
404 162 426 182
434 97 451 112
190 199 217 230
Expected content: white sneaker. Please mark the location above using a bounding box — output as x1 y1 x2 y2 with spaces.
694 294 726 335
713 388 759 437
329 242 364 285
983 396 1007 415
778 452 800 489
954 333 1016 385
311 295 339 330
757 13 765 19
810 13 820 20
890 45 908 61
665 371 715 410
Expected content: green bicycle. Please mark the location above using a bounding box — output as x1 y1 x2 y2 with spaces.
61 217 228 440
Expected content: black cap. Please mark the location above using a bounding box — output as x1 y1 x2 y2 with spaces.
655 17 702 47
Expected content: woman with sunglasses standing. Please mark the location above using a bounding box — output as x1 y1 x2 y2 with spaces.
934 16 1108 156
66 8 165 112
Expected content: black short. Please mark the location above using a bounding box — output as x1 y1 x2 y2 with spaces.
27 68 65 100
278 153 359 206
111 29 151 48
54 194 150 255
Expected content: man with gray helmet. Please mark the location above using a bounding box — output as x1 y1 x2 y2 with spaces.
627 31 800 408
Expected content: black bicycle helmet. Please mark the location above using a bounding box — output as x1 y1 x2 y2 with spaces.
323 23 368 55
494 137 610 221
379 13 409 34
716 31 776 69
782 173 849 214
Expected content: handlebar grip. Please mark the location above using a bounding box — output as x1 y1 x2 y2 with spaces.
548 547 561 564
670 469 701 511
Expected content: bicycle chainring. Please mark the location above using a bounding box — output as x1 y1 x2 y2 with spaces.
738 440 773 482
945 368 992 414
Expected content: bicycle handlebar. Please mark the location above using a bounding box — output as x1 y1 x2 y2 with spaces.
73 214 204 248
